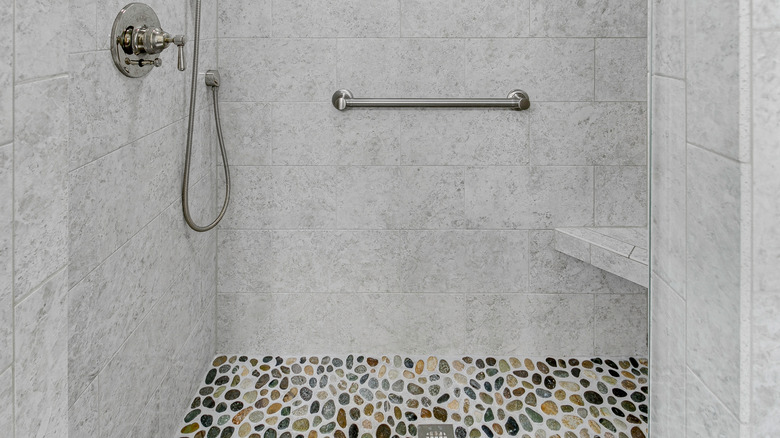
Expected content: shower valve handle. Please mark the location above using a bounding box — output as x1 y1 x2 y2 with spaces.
172 35 186 71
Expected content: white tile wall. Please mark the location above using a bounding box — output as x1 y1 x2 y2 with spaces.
217 0 648 358
63 0 220 436
649 0 780 433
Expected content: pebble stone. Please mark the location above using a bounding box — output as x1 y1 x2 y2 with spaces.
176 356 649 438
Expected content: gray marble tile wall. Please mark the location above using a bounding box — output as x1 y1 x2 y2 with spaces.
64 0 220 437
751 6 780 436
649 0 776 435
0 0 71 436
216 0 649 357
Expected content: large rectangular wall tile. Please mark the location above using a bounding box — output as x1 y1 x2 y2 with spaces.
14 0 68 81
530 231 646 294
69 0 97 53
133 302 215 438
753 31 780 293
68 203 202 405
465 39 594 101
466 166 594 229
594 293 648 355
218 230 332 293
218 0 271 38
686 370 739 436
337 166 466 229
652 0 685 77
272 103 400 166
530 102 646 165
273 0 400 37
686 0 739 159
327 231 403 293
0 0 11 144
69 380 99 438
14 77 68 300
400 231 528 293
530 0 646 37
465 294 595 356
595 166 647 227
401 109 529 166
685 145 741 416
97 262 203 438
651 77 687 295
0 144 10 370
68 120 185 288
650 275 685 437
0 367 12 437
14 270 67 438
754 0 780 29
337 39 465 98
218 38 338 102
218 102 273 166
400 0 529 37
220 166 339 229
595 38 647 101
751 293 780 435
68 51 186 169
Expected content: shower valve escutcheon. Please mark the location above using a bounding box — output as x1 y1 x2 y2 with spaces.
111 3 187 77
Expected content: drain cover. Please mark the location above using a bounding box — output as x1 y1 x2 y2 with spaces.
418 424 454 438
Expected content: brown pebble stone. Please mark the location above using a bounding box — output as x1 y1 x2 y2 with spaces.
283 388 298 402
195 431 206 438
415 360 425 374
362 420 372 429
267 403 282 414
213 356 227 367
334 431 346 438
555 390 566 400
541 401 558 415
233 406 254 424
394 406 402 420
337 409 347 428
308 431 317 438
376 424 391 438
374 412 384 422
582 360 594 369
367 357 379 367
181 423 199 433
433 407 448 422
570 394 584 406
492 424 504 435
524 359 535 371
364 404 374 415
631 427 647 438
421 408 432 418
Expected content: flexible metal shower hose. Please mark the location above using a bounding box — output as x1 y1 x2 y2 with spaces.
182 0 231 232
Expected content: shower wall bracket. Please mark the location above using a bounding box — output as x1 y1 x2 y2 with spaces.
110 3 187 78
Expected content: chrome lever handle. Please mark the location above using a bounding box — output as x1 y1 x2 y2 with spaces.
171 35 186 71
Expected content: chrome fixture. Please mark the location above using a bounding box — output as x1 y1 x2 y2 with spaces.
110 3 187 77
331 89 531 111
182 0 231 232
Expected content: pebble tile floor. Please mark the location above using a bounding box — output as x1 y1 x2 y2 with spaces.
176 355 648 438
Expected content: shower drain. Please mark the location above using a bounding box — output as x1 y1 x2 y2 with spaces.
417 424 455 438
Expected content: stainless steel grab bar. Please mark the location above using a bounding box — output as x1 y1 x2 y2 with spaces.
331 89 531 111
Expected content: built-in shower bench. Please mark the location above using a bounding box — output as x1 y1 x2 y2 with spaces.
554 227 648 287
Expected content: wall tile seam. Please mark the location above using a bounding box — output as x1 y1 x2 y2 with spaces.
687 365 741 424
215 228 637 232
213 292 639 297
12 264 67 308
67 167 213 293
76 253 207 410
216 100 648 104
12 73 68 87
220 164 638 168
217 36 648 40
651 269 685 303
687 361 741 421
686 141 746 165
67 107 209 174
651 72 685 82
122 294 217 438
